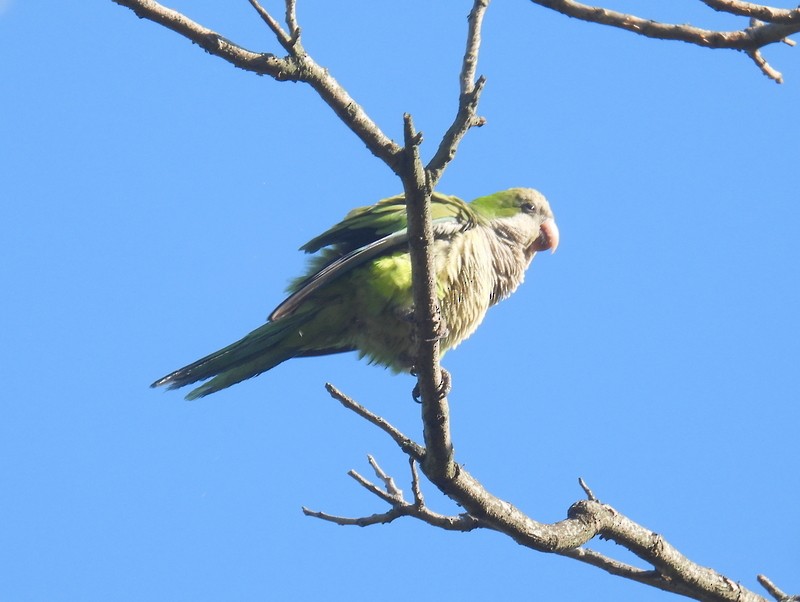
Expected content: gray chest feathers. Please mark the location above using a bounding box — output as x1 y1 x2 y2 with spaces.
435 224 531 351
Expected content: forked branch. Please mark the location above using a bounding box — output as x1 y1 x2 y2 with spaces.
529 0 799 82
322 383 795 602
302 456 480 531
112 0 403 167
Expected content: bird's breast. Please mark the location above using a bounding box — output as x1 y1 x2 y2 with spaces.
435 230 496 351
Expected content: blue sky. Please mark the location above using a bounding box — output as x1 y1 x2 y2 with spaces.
2 1 798 600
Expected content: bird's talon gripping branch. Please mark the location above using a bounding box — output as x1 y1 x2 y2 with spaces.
411 379 422 404
437 368 452 400
410 367 451 403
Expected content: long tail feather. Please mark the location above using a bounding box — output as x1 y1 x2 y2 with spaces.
151 314 307 399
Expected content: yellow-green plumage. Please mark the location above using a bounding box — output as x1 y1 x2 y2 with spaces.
152 188 558 399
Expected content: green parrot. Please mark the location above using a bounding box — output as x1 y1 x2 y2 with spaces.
152 187 558 399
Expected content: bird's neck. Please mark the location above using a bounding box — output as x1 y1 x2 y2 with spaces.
482 220 533 305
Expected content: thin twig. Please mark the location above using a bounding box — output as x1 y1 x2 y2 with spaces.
285 0 300 42
578 477 598 502
410 459 425 507
302 505 405 527
367 454 403 498
348 469 400 505
758 574 800 602
304 458 481 531
460 0 490 94
247 0 291 49
428 0 490 183
324 383 425 461
747 47 784 82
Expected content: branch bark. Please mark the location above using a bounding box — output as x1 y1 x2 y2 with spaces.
700 0 800 23
112 0 403 168
321 386 789 602
529 0 800 49
529 0 799 82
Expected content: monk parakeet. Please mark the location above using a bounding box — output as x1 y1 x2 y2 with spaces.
153 187 558 399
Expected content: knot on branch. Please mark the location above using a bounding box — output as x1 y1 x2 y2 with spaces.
567 499 615 533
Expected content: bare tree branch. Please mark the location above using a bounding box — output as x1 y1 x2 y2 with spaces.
302 505 407 527
428 1 490 186
399 114 455 482
409 458 425 507
460 0 490 92
528 0 799 82
758 574 800 602
247 0 292 51
347 469 400 506
529 0 800 50
700 0 800 24
284 0 300 42
366 454 403 498
324 383 425 462
748 46 785 81
578 477 598 501
111 0 403 168
407 0 494 489
111 0 293 76
304 457 481 531
326 384 776 602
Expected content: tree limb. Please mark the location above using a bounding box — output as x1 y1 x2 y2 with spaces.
529 0 800 50
303 456 481 531
758 574 800 602
407 0 493 486
400 114 455 481
700 0 800 24
324 383 425 462
428 0 489 189
111 0 403 168
324 384 778 602
528 0 799 82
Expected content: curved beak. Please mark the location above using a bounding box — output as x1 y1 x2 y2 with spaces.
542 218 559 253
528 218 559 255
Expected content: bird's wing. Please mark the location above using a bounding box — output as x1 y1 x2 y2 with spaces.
300 192 474 253
269 193 476 321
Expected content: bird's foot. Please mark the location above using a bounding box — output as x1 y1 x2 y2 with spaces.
437 367 452 399
411 367 451 403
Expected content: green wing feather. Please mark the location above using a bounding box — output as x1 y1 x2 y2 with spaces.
273 192 476 320
300 192 474 253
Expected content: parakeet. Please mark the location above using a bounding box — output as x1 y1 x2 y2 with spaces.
152 187 559 399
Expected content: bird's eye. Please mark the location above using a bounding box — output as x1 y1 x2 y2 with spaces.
521 202 535 213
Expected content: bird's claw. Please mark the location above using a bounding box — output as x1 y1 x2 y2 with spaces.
411 367 451 403
437 368 452 399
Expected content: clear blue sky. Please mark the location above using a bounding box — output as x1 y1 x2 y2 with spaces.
2 2 798 600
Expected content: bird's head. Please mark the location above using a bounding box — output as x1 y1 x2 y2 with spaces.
471 188 559 260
